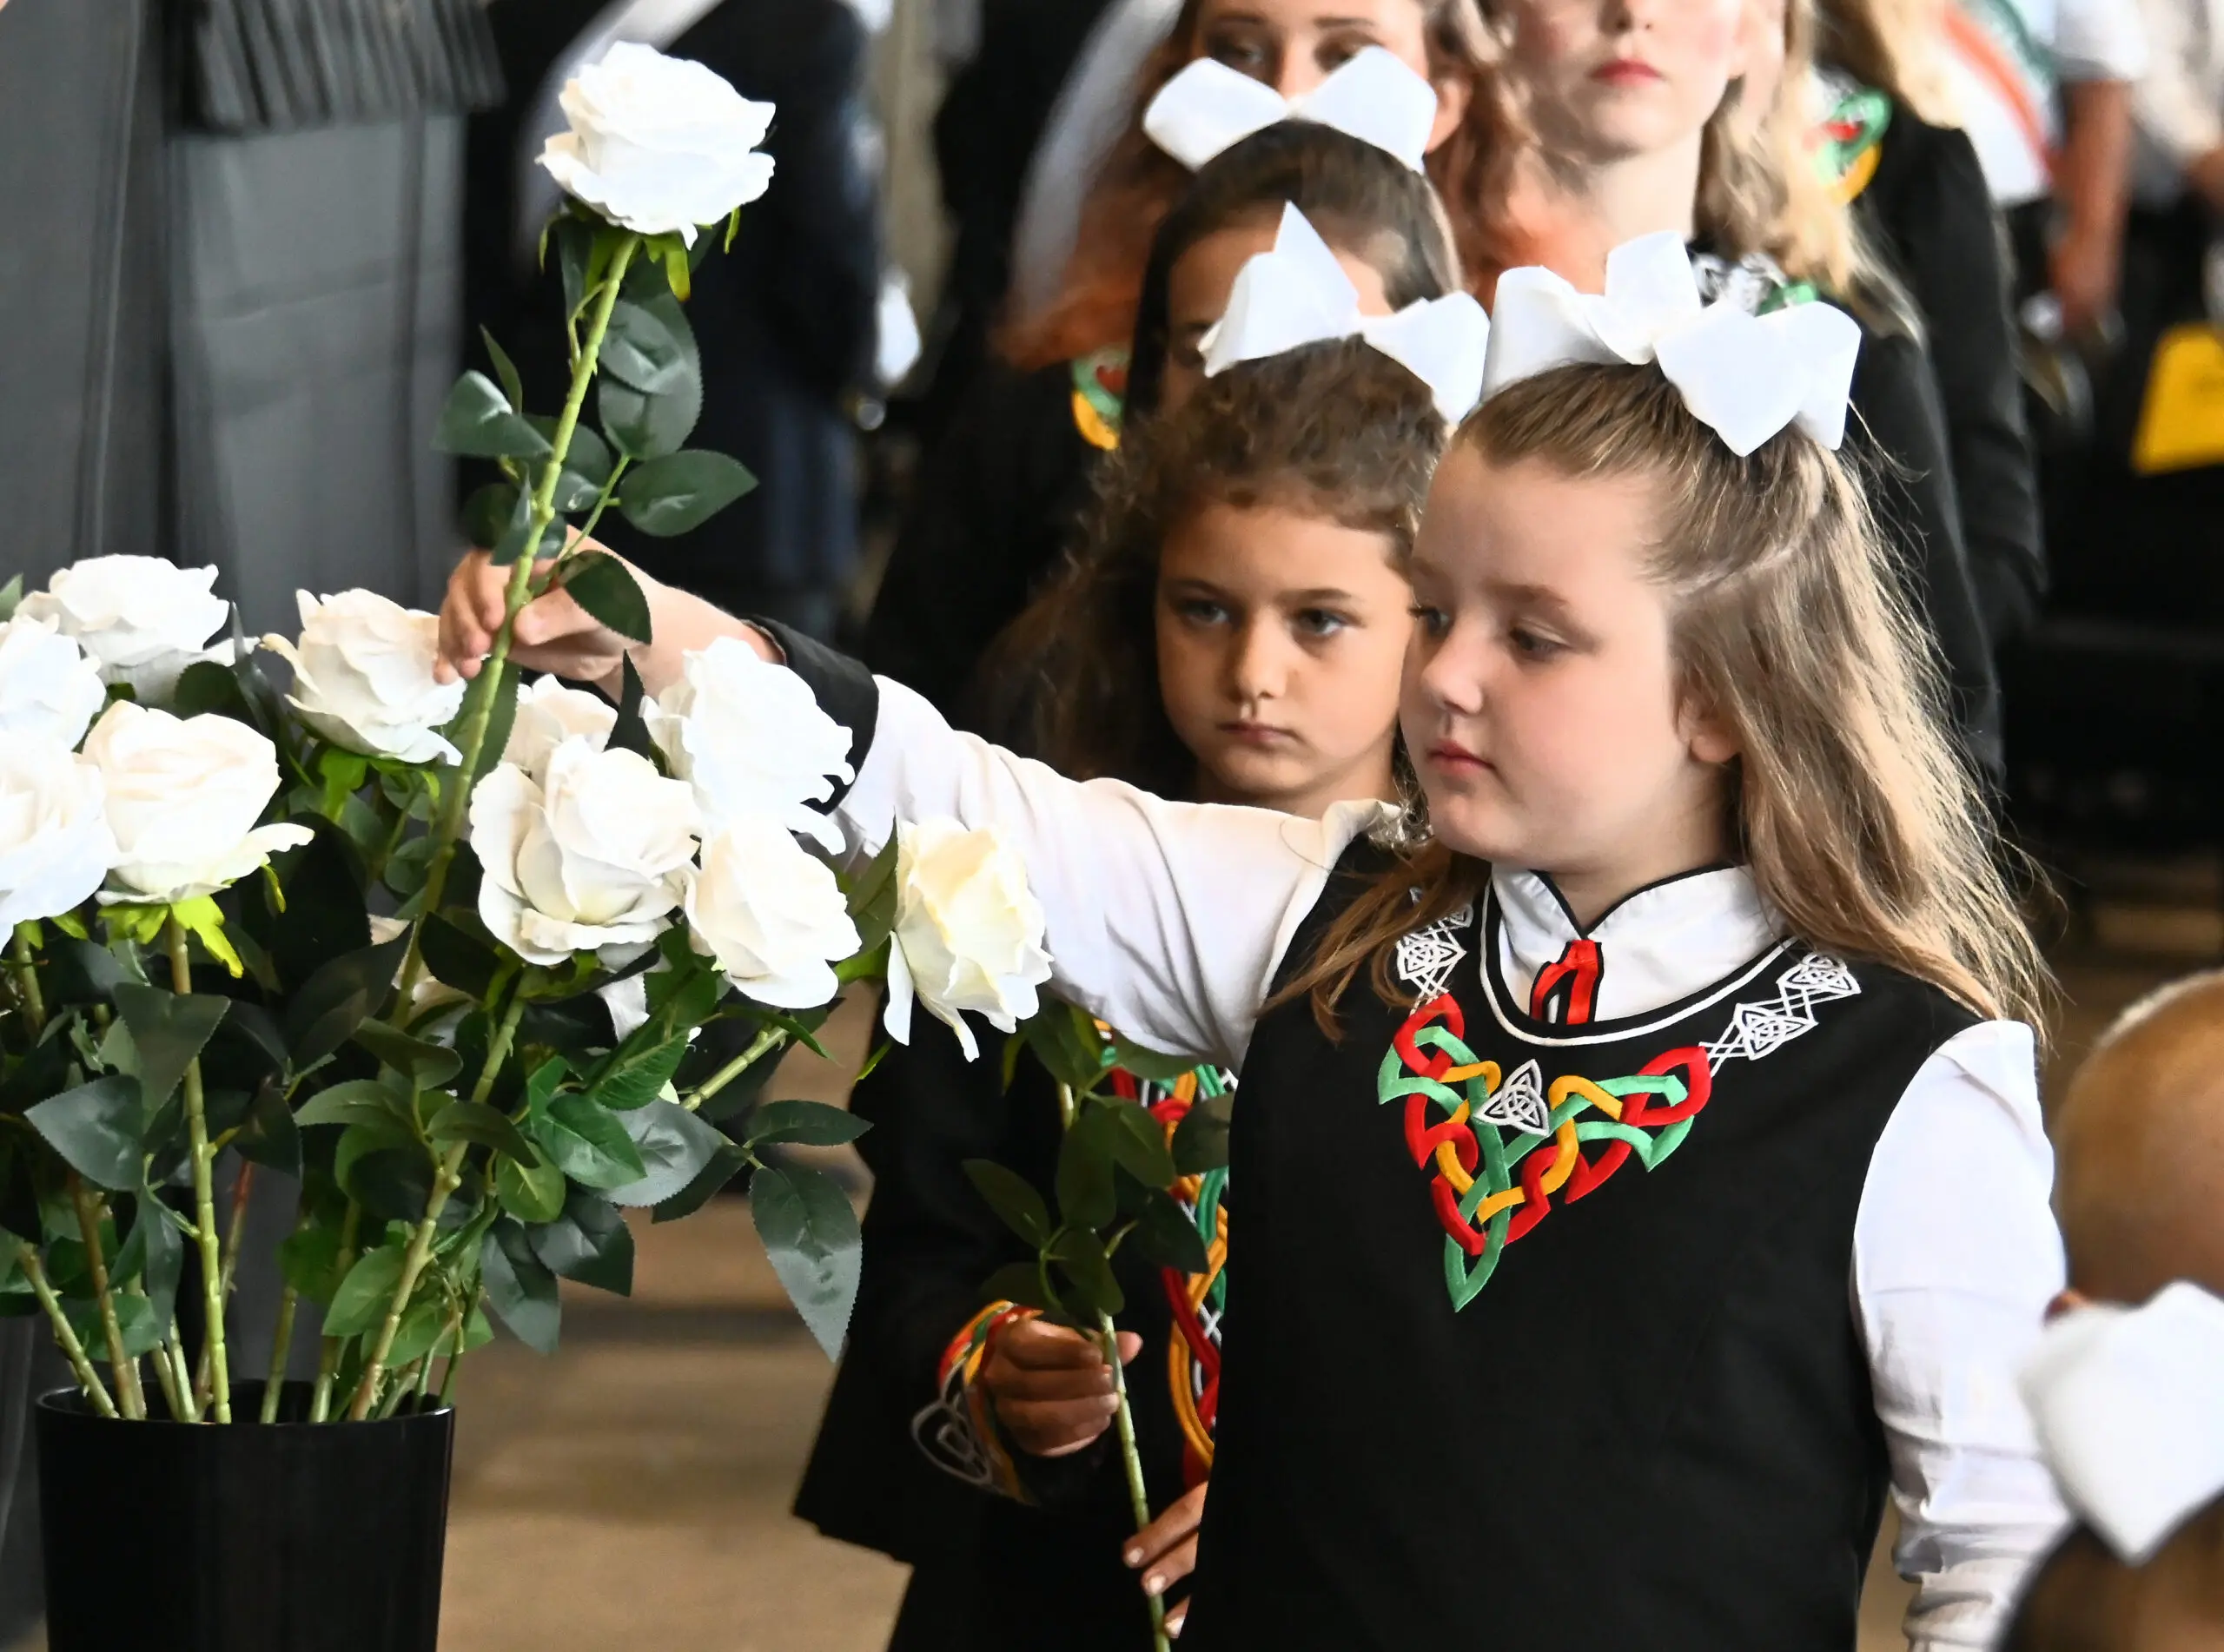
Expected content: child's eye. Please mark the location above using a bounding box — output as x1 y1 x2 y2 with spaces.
1316 30 1378 70
1293 608 1349 639
1203 34 1273 76
1509 625 1565 660
1409 603 1450 638
1175 598 1230 626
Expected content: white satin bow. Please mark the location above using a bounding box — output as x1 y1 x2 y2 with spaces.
1479 231 1863 457
1142 47 1438 173
2020 1283 2224 1564
1198 203 1489 423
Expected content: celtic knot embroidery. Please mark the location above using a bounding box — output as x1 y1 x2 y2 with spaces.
1377 948 1857 1310
1394 902 1473 1001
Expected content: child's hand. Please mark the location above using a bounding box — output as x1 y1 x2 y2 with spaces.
435 548 633 688
1126 1481 1208 1637
979 1319 1142 1458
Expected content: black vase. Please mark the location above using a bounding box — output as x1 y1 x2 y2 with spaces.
35 1380 454 1651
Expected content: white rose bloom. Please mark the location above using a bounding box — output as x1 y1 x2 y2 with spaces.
82 702 313 904
0 736 116 928
646 638 851 851
0 616 106 750
261 590 466 766
884 818 1053 1061
469 736 699 967
502 675 618 776
20 556 233 702
685 816 860 1010
538 42 777 244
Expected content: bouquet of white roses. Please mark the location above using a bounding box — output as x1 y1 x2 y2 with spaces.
0 42 1016 1430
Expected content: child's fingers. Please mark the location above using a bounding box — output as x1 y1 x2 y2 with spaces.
1125 1481 1208 1576
998 1320 1110 1370
1166 1598 1188 1638
1113 1330 1142 1365
1138 1533 1198 1599
994 1393 1120 1457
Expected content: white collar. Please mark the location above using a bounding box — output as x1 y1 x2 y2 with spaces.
1491 864 1783 1026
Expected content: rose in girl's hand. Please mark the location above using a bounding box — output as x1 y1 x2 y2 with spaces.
1125 1480 1208 1638
979 1319 1143 1457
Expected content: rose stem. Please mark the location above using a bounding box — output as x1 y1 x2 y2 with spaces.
165 917 231 1422
309 1201 361 1424
261 1285 299 1425
682 1026 784 1113
16 1240 116 1418
10 923 43 1034
195 1163 255 1409
348 992 526 1419
68 1177 144 1420
164 1317 200 1422
147 1317 188 1421
392 232 641 1014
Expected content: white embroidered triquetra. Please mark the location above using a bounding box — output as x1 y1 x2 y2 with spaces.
1704 953 1860 1072
1476 1057 1550 1134
1396 902 1474 1001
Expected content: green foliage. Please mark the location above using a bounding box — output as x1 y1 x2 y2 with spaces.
743 1099 870 1149
751 1165 860 1359
1172 1090 1234 1175
559 552 654 644
434 372 551 461
604 1100 727 1207
598 294 702 459
26 1078 144 1191
617 451 756 537
527 1190 633 1296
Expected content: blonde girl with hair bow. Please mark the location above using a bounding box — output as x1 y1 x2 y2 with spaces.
437 248 2067 1652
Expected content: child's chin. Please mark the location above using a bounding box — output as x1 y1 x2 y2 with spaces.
1426 797 1525 865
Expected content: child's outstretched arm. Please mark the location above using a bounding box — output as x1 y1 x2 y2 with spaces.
434 548 1380 1068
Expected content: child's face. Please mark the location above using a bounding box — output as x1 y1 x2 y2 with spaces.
1190 0 1472 144
1403 446 1737 920
1156 498 1411 817
1162 222 1396 412
1498 0 1752 163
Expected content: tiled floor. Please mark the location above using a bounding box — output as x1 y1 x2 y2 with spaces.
9 913 2214 1652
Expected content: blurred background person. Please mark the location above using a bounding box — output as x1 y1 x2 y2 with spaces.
466 0 884 638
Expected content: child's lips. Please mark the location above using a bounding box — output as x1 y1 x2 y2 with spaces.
1221 720 1294 747
1426 741 1492 774
1591 56 1664 87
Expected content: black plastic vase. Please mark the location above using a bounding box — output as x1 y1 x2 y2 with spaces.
36 1380 454 1651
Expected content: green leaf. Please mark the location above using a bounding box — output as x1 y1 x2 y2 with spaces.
26 1077 144 1190
334 1114 433 1219
114 983 229 1113
0 574 19 623
979 1260 1054 1313
1049 1227 1123 1318
482 1221 561 1354
604 1100 727 1207
109 1193 186 1322
471 662 522 781
743 1099 870 1149
587 1032 689 1113
480 326 526 414
387 1296 455 1366
427 1100 539 1166
245 824 373 994
962 1160 1051 1247
434 371 552 461
751 1164 860 1359
845 835 901 956
1126 1186 1211 1275
461 482 519 552
489 487 564 568
1025 1001 1110 1095
615 450 756 537
284 934 411 1068
496 1153 567 1225
1055 1106 1120 1232
293 1078 410 1129
418 913 504 1001
598 293 701 459
599 296 690 393
1108 1036 1197 1085
527 1190 633 1295
38 937 136 1009
233 1080 302 1176
1103 1099 1175 1191
1171 1090 1234 1176
280 1222 346 1304
606 654 658 762
352 1021 463 1090
548 426 615 514
63 1292 163 1359
559 552 652 644
324 1243 410 1336
649 1142 749 1224
532 1093 645 1190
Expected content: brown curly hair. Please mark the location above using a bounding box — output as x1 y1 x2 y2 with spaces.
991 340 1449 795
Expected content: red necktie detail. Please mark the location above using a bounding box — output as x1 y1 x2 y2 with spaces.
1528 938 1602 1026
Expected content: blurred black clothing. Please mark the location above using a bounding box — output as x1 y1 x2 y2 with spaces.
861 361 1102 717
465 0 879 632
794 1021 1191 1652
918 0 1115 429
1854 102 2045 651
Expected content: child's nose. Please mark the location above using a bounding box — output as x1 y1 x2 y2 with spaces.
1227 624 1288 701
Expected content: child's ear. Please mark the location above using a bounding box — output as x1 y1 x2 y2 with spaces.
1678 697 1740 766
1428 70 1473 153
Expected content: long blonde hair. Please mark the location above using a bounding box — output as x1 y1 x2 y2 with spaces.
1281 362 2052 1036
1815 0 1960 127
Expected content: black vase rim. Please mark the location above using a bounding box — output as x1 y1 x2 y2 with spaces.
34 1383 455 1428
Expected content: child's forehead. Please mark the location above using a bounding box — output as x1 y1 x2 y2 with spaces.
1415 448 1665 585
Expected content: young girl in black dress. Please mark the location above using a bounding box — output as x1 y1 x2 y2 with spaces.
440 244 2068 1650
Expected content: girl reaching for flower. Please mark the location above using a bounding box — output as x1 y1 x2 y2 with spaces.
437 246 2064 1650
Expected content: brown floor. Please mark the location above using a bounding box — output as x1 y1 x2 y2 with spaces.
9 902 2214 1652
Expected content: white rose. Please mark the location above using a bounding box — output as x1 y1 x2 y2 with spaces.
260 590 465 766
82 702 313 904
537 42 777 244
502 676 618 777
685 815 860 1010
469 736 700 967
883 818 1052 1061
646 638 851 852
0 617 106 750
20 557 233 702
0 736 116 928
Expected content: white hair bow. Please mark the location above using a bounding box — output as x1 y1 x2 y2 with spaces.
1479 231 1863 457
2020 1283 2224 1564
1142 47 1438 173
1198 203 1489 422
